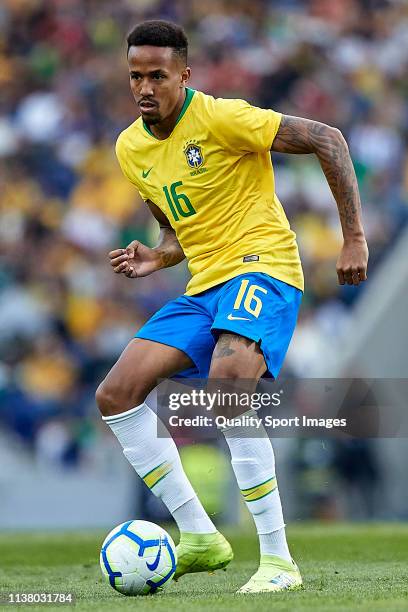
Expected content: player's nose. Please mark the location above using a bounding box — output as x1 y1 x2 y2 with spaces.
139 78 154 97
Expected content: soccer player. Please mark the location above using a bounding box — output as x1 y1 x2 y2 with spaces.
96 20 368 593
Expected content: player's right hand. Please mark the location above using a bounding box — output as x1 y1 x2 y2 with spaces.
108 240 161 278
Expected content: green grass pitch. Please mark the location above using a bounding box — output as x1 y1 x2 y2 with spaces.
1 524 407 611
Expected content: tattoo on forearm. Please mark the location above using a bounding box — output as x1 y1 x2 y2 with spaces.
272 115 363 235
156 227 185 268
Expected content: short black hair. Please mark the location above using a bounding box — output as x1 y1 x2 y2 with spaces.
127 20 188 64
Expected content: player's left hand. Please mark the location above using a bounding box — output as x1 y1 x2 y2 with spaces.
336 236 369 285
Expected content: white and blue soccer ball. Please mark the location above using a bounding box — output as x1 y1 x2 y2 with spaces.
100 520 177 596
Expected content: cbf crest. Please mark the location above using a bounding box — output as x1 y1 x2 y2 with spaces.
184 140 204 168
183 140 207 176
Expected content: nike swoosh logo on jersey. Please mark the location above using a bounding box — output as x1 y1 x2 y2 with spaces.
142 167 153 179
227 314 251 321
146 540 162 571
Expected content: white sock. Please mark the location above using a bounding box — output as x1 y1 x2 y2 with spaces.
102 403 216 534
172 498 217 534
259 527 291 559
221 410 291 562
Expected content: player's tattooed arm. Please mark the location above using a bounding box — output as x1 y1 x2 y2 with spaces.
108 200 184 278
272 115 369 285
272 115 364 236
147 199 185 269
154 226 185 269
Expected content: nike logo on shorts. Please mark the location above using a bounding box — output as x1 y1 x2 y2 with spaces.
227 314 251 321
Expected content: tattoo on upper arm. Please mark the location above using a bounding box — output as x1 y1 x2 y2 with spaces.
272 115 361 233
272 115 335 154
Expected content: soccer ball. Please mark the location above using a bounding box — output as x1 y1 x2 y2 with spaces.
100 520 177 596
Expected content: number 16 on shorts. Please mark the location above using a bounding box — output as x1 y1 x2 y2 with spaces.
233 279 267 318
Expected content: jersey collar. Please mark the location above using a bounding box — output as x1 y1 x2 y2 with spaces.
142 87 195 139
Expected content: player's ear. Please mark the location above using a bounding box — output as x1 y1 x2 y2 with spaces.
180 66 191 87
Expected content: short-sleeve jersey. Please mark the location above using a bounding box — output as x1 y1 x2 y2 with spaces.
116 88 304 295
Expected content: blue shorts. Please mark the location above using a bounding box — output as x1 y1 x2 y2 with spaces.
135 273 302 379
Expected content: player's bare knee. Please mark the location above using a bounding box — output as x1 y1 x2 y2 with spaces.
208 363 243 380
96 375 152 416
95 381 119 417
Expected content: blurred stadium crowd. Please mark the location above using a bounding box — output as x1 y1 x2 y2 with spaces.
0 0 407 479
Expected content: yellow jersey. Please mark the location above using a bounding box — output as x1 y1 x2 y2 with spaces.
116 88 304 295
